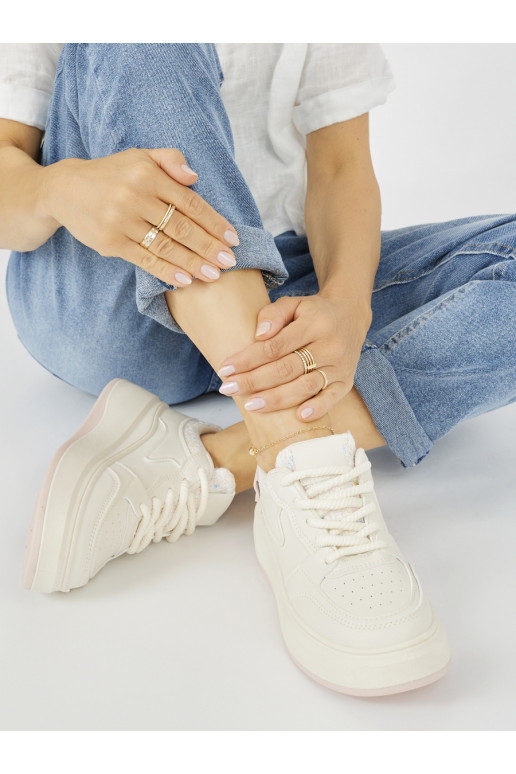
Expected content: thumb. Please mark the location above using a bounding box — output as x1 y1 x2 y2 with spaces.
255 296 301 339
146 147 198 185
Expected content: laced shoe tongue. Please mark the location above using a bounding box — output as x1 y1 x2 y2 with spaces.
276 432 358 524
275 431 356 473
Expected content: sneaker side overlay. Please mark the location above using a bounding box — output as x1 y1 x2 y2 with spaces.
23 379 235 593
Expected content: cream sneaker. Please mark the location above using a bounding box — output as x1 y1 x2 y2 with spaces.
23 379 235 593
253 432 451 696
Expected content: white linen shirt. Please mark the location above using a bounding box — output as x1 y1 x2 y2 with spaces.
0 43 395 237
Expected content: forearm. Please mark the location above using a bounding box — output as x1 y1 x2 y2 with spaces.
0 141 60 251
305 158 381 329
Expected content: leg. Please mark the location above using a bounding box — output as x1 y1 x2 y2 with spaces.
7 43 288 399
202 213 516 486
167 267 340 472
355 213 516 466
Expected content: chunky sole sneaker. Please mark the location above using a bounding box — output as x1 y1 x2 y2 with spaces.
23 379 235 593
253 431 451 697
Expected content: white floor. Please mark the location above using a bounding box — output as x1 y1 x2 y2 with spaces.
1 45 516 730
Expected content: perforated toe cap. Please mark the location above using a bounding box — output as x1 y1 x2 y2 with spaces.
322 558 417 618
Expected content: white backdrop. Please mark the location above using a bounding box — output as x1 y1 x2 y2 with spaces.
1 44 515 730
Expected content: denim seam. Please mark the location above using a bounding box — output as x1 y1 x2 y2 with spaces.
378 282 476 354
373 241 516 292
493 258 515 280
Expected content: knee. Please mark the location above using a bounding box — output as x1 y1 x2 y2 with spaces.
67 43 225 158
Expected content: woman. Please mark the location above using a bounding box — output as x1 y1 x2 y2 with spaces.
1 43 515 697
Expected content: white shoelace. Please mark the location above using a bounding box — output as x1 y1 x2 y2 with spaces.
127 468 209 554
282 458 386 562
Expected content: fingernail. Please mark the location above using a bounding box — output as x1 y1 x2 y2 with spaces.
201 265 220 279
181 164 197 176
224 229 239 246
217 364 235 378
175 271 192 285
255 321 272 337
219 381 238 396
217 251 236 267
301 407 313 419
244 398 266 411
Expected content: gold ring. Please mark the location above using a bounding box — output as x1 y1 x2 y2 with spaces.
156 202 176 232
315 368 328 392
294 347 317 374
140 226 160 249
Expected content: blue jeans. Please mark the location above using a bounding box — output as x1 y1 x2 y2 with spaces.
6 44 516 467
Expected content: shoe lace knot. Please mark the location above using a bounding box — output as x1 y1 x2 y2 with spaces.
128 468 209 554
282 458 386 562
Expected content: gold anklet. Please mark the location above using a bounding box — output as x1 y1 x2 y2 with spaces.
248 426 334 456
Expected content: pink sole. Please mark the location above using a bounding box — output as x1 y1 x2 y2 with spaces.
290 650 451 697
22 379 122 590
256 559 450 698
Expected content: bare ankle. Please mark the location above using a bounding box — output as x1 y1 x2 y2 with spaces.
250 424 334 472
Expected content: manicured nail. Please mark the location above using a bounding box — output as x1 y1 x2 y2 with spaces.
255 321 272 337
224 229 239 246
219 381 238 396
175 271 192 285
217 364 235 378
244 398 266 411
217 251 236 267
301 407 313 419
201 265 220 279
181 164 197 176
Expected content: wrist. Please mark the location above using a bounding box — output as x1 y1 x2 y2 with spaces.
34 161 65 229
37 157 85 227
319 283 373 332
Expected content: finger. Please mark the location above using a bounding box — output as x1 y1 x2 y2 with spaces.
255 296 301 339
127 220 221 283
118 236 195 286
219 319 313 376
296 380 353 422
146 148 199 185
153 167 240 248
219 351 307 397
242 370 335 414
140 199 236 271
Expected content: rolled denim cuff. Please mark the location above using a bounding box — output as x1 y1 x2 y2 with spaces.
135 224 289 334
353 341 433 468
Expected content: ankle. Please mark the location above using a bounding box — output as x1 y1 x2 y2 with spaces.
200 424 255 493
251 423 334 472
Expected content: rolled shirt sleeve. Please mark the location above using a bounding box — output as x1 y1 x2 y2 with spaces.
293 43 395 136
0 43 63 130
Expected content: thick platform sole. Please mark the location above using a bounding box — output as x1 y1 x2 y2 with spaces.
22 379 164 593
254 513 451 697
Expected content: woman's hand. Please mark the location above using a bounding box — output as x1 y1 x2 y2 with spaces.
217 292 372 420
44 147 239 286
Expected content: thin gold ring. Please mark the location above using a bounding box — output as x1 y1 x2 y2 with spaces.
156 202 176 232
140 226 160 249
315 368 329 392
294 347 317 374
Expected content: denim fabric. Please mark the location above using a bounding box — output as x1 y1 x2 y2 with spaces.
6 44 516 468
26 43 288 334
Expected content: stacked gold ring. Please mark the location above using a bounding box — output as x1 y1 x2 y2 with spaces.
140 202 176 249
156 202 176 231
294 347 317 374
